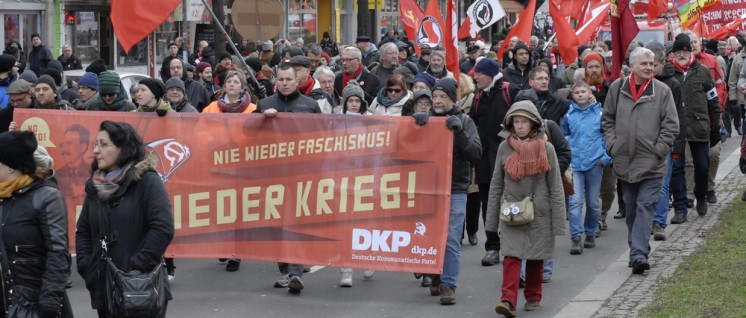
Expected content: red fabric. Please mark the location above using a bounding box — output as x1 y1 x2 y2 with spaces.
576 1 610 45
557 0 587 21
497 0 536 60
399 0 425 56
501 256 543 307
342 64 363 92
111 0 182 53
549 0 580 66
421 0 446 50
446 0 460 84
629 77 653 102
610 0 639 80
299 76 316 96
458 17 473 39
708 14 746 40
647 0 668 23
695 52 727 110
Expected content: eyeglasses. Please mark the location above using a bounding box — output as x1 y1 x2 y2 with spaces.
386 88 402 94
102 92 118 98
340 57 359 63
9 95 27 104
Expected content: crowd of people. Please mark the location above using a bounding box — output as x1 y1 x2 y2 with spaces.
0 26 745 317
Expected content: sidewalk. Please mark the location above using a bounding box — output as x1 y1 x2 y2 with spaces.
554 145 744 318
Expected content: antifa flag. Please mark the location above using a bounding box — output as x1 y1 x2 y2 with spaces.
460 0 506 38
111 0 182 53
417 0 447 49
610 0 638 80
400 0 426 55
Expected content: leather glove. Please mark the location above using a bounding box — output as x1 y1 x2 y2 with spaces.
710 130 721 147
740 157 746 174
39 305 60 318
413 112 429 126
250 80 267 99
446 115 463 132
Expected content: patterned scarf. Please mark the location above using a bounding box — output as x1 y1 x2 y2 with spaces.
505 134 550 181
0 175 35 199
91 163 133 200
217 90 251 113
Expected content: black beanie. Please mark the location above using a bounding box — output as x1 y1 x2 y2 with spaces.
672 33 691 53
139 78 166 101
0 54 16 73
0 131 38 175
218 52 232 63
36 74 58 94
433 78 458 103
85 59 107 75
245 58 262 73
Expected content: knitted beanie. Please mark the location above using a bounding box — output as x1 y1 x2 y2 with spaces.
342 81 368 114
245 58 263 73
36 75 58 94
0 131 38 175
672 33 692 53
475 58 500 78
19 70 38 84
433 78 458 103
413 73 436 90
0 54 16 73
78 72 99 91
165 77 185 93
139 78 166 100
45 60 63 73
85 59 107 75
195 62 211 74
98 71 121 95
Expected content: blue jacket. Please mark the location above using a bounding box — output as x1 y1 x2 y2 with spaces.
561 101 612 171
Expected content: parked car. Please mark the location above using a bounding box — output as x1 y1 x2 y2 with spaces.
64 70 149 101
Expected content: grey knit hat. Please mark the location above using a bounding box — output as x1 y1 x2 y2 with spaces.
342 81 368 114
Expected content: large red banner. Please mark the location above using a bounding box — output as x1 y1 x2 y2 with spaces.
700 1 746 35
14 110 454 274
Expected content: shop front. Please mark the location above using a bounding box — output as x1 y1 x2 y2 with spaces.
0 1 46 55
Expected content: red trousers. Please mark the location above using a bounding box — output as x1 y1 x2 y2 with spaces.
500 256 543 307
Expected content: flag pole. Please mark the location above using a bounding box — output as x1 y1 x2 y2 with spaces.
200 0 267 99
543 33 556 51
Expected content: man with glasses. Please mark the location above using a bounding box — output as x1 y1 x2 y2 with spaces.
370 43 400 85
669 33 720 224
333 46 380 105
521 67 570 124
0 79 34 132
170 58 210 111
83 71 136 111
57 44 82 71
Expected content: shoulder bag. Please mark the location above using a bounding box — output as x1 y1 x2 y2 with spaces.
499 175 538 226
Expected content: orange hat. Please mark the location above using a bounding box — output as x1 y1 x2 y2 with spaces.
583 52 604 66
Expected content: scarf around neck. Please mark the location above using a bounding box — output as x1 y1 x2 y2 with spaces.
671 54 695 73
299 77 316 96
342 64 364 92
375 87 407 107
0 175 35 199
92 163 133 200
505 134 550 181
217 90 251 113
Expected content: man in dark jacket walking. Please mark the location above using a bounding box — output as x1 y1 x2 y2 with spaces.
28 33 53 76
520 67 571 124
468 58 519 267
503 42 533 90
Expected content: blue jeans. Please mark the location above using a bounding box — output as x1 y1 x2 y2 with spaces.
621 178 662 263
568 165 603 240
654 154 673 227
441 193 466 288
671 142 709 215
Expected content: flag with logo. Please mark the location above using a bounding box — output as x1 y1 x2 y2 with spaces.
400 0 426 55
461 0 506 39
111 0 182 53
677 0 721 29
417 0 447 49
446 0 460 82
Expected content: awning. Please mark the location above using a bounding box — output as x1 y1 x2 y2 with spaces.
0 0 47 11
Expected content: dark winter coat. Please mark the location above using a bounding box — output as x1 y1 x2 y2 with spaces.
433 107 482 193
334 69 381 106
57 54 83 71
3 41 27 73
75 156 174 310
28 44 53 76
1 176 71 314
535 91 571 124
503 63 532 90
256 90 322 113
671 60 720 143
656 63 686 155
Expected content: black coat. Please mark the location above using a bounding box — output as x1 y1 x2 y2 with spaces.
536 91 571 125
469 78 519 184
76 156 174 310
256 90 322 113
656 63 686 155
57 54 83 71
1 177 71 313
502 63 531 90
434 107 482 193
28 45 53 76
334 69 381 106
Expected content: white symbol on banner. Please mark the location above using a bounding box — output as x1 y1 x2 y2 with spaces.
414 222 427 236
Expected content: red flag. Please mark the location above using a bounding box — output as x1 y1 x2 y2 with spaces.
112 0 182 53
557 0 588 21
497 0 536 61
458 17 473 39
610 0 638 80
446 0 460 82
549 0 580 66
575 1 610 45
400 0 425 55
708 13 746 40
417 0 446 50
647 0 668 23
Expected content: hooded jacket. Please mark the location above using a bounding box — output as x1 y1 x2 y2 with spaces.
1 176 70 313
561 101 612 171
502 43 532 90
602 76 679 183
671 60 720 143
76 155 174 310
656 62 686 155
485 101 567 260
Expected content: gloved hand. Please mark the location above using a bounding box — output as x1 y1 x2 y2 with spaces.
740 157 746 174
39 305 60 318
250 80 267 98
156 108 168 117
413 112 429 126
710 130 721 147
446 115 463 132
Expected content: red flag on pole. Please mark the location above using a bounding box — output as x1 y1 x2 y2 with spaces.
647 0 668 23
458 17 473 39
497 0 536 61
575 0 610 45
417 0 447 50
400 0 426 55
111 0 182 53
610 0 639 80
549 0 580 66
446 0 460 82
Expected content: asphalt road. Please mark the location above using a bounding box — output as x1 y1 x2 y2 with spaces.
65 135 742 318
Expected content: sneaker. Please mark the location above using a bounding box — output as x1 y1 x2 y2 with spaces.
340 271 352 287
525 300 540 311
421 275 432 287
288 275 304 294
570 238 583 255
652 224 666 241
225 259 241 272
706 190 717 204
632 259 650 275
468 233 478 246
495 301 517 317
542 276 551 283
439 285 456 305
429 275 441 296
481 250 500 266
670 212 687 224
696 199 708 216
167 265 175 283
599 220 608 231
274 273 291 288
65 279 73 289
584 235 596 248
363 270 375 280
613 209 626 219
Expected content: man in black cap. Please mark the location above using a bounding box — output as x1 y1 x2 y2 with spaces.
460 46 481 73
28 33 53 76
356 35 380 68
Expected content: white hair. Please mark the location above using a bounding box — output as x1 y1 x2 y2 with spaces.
313 66 335 80
574 68 585 82
380 42 398 55
342 45 362 59
628 47 655 66
33 146 54 179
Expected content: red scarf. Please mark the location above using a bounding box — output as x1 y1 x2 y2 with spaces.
505 134 550 181
629 76 653 103
299 76 316 96
342 64 364 92
670 55 694 73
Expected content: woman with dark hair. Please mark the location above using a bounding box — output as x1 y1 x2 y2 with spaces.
0 132 72 318
76 121 174 318
368 74 412 115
